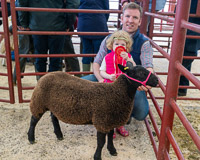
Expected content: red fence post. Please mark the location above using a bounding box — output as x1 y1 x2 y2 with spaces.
157 0 191 159
1 0 15 103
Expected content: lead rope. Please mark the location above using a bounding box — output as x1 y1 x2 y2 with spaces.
124 71 152 87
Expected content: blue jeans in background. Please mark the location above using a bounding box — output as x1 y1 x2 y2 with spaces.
81 74 149 121
32 35 65 72
81 38 104 64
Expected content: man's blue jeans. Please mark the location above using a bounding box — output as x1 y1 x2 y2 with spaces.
82 74 149 121
32 35 65 72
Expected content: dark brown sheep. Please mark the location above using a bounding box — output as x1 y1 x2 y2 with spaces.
28 62 158 160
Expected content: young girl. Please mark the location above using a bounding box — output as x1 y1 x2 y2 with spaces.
100 30 136 138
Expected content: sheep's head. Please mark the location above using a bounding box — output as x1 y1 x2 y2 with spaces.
118 62 158 87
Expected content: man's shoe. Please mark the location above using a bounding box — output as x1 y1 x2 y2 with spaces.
178 91 187 96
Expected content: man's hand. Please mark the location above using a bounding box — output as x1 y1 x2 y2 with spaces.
137 85 152 92
17 26 30 31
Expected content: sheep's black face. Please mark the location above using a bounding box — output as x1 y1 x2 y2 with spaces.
118 62 158 87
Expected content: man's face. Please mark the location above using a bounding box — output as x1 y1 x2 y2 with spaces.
121 8 142 34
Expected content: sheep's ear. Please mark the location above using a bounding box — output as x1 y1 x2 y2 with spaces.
126 61 134 70
118 64 129 73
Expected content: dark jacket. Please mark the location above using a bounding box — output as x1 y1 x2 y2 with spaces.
77 0 109 39
18 0 80 31
131 29 148 65
0 3 11 25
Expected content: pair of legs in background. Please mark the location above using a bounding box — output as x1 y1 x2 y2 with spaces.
32 35 65 80
178 38 200 96
62 35 80 77
81 38 104 72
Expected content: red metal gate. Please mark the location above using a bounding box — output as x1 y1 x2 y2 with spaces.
0 0 15 103
1 0 200 159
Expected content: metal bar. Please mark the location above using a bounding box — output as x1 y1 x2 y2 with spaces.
155 71 200 77
157 0 191 159
117 0 121 29
10 0 23 103
0 73 8 76
144 118 158 157
0 86 9 90
1 0 15 104
0 99 12 103
166 128 185 160
148 90 163 119
21 71 93 76
148 38 170 60
145 12 175 23
16 7 122 14
149 109 160 139
176 62 200 90
170 99 200 150
152 33 173 37
18 31 110 36
197 0 200 16
157 78 166 95
140 0 149 34
181 20 200 34
164 150 170 160
0 54 7 58
18 54 97 58
147 96 200 101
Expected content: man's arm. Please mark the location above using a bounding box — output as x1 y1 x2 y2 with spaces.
93 37 108 82
138 41 154 91
65 0 80 30
93 63 104 82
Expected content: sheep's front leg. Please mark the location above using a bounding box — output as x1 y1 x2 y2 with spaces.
28 115 40 144
51 112 63 140
107 129 117 156
94 131 106 160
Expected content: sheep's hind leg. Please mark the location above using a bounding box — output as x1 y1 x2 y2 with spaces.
28 115 40 144
50 112 63 140
107 129 117 156
94 131 106 160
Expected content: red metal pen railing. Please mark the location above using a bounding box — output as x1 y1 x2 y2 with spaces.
1 0 199 159
0 0 15 103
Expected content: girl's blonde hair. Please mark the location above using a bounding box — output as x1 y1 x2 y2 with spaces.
106 30 133 53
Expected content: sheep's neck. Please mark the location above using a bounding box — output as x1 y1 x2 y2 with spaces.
116 76 137 99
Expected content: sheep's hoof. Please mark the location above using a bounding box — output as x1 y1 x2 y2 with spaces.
110 150 117 156
108 148 117 156
57 137 64 141
29 140 36 144
93 156 102 160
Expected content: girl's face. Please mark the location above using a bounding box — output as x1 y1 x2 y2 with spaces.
113 39 127 51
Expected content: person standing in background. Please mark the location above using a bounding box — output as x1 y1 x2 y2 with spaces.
18 0 80 80
77 0 109 72
178 0 200 96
